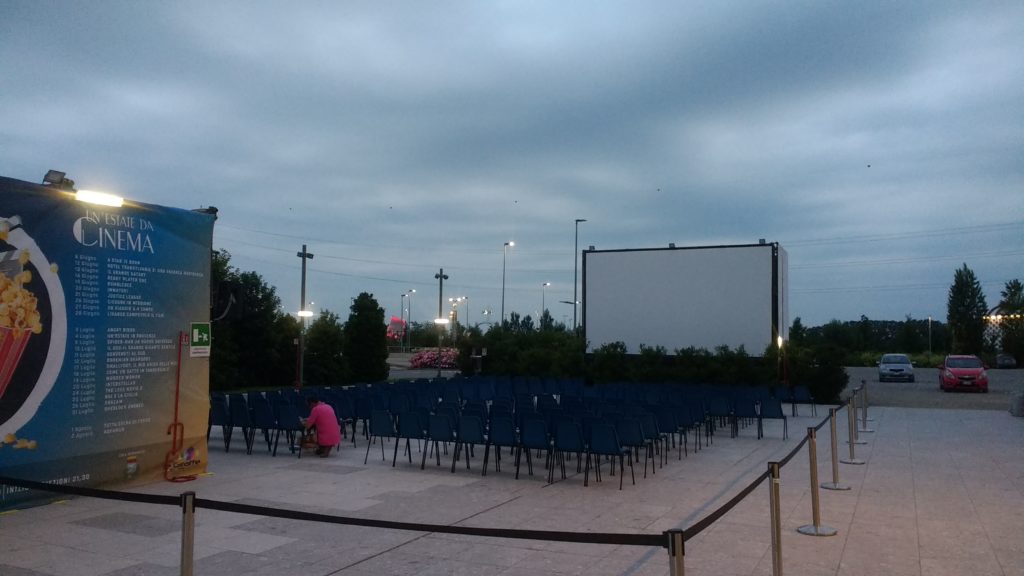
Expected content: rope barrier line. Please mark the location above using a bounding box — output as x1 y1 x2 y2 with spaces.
683 469 771 540
195 498 666 546
0 475 180 506
0 475 662 547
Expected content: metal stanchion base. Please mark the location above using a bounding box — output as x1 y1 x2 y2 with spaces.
840 458 865 465
858 427 875 433
797 524 837 537
821 481 851 491
851 439 867 445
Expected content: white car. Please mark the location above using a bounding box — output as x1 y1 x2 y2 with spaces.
878 353 915 382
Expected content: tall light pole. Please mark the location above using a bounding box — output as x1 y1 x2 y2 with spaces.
574 219 586 333
541 282 550 317
405 289 415 351
401 291 412 352
928 315 933 364
295 245 314 389
435 269 449 376
501 241 514 325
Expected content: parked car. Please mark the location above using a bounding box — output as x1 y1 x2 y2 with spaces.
939 355 989 392
878 353 915 382
995 353 1017 369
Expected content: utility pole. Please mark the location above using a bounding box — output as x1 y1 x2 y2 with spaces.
574 219 586 333
296 244 314 388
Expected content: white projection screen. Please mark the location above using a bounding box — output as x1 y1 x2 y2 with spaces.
583 243 788 355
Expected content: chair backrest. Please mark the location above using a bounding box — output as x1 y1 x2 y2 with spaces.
228 394 252 427
209 395 230 421
428 413 456 442
733 399 759 419
760 398 786 419
250 399 277 428
616 418 645 448
396 411 426 439
638 412 661 441
554 420 585 452
589 423 624 456
275 403 305 432
791 385 815 403
458 415 486 444
488 415 517 447
519 418 549 450
369 409 396 437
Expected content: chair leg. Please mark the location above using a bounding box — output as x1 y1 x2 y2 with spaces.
392 436 400 467
514 446 523 479
584 452 591 487
482 443 490 476
364 434 373 464
421 440 429 470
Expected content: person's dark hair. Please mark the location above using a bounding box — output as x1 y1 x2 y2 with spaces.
306 395 319 405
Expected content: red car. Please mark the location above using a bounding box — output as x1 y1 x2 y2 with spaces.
939 355 989 393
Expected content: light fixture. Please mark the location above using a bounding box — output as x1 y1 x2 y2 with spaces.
777 335 784 348
43 170 66 186
434 318 450 325
76 190 124 207
298 310 314 318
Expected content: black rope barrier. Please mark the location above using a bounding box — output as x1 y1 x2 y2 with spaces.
194 497 666 547
0 475 663 547
683 469 771 540
0 475 179 506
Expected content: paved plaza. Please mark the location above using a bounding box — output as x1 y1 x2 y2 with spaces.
2 405 1023 576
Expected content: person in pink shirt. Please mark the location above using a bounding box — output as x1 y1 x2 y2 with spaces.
301 395 341 457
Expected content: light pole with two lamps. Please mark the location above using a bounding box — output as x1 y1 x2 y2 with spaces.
434 269 449 377
296 245 315 388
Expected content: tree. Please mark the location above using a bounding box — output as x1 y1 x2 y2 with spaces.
304 310 348 386
789 317 807 346
946 264 988 354
210 250 298 390
343 293 389 382
997 279 1024 362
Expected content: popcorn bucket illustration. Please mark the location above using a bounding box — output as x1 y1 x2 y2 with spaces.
0 327 30 399
0 243 40 401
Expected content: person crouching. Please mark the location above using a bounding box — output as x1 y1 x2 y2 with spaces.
301 395 341 457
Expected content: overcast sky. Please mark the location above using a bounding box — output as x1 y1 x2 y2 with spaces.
2 2 1021 329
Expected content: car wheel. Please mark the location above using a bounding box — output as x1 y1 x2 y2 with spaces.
909 376 915 383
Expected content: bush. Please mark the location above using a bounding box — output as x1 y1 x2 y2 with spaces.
410 348 459 369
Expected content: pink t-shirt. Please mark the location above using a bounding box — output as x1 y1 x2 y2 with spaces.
306 402 341 447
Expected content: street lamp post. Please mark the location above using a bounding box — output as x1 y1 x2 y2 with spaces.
296 244 314 388
574 219 586 333
435 269 449 377
541 282 550 318
928 315 933 364
501 241 514 325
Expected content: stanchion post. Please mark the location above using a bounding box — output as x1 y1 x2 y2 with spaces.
859 381 874 432
180 491 196 576
841 398 865 465
797 427 838 537
666 529 685 576
822 408 851 490
768 461 783 576
849 389 867 445
861 379 874 422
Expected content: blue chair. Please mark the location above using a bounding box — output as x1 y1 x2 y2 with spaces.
250 395 278 454
208 395 232 452
482 415 516 476
393 411 427 466
760 398 788 439
616 418 652 478
638 412 667 470
227 394 256 454
790 385 817 417
586 423 634 489
551 420 586 483
424 414 456 469
733 399 759 438
515 418 551 480
364 409 396 464
271 403 306 458
453 415 486 473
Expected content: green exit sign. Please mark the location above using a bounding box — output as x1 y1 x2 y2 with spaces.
190 322 211 357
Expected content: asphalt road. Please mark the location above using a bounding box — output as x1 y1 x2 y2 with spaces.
846 365 1024 411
